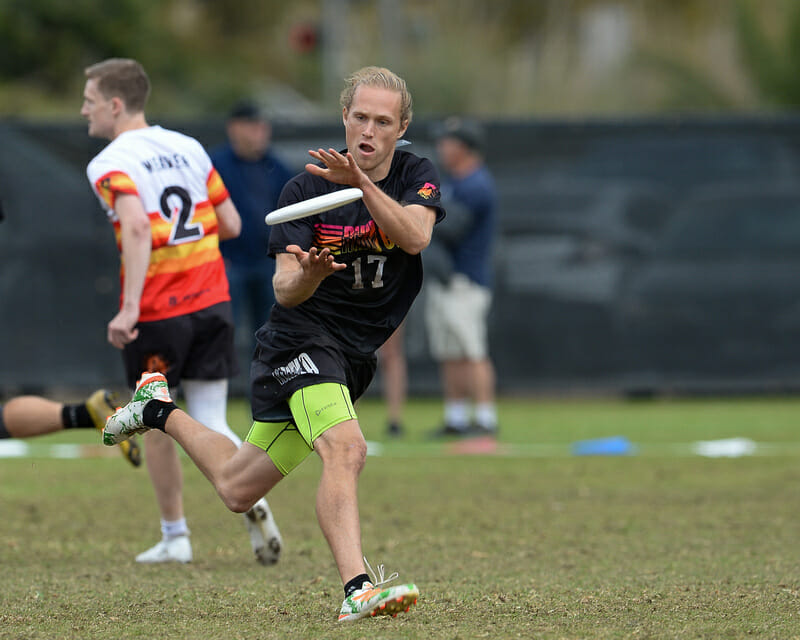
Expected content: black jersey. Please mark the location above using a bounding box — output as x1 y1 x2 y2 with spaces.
266 149 444 357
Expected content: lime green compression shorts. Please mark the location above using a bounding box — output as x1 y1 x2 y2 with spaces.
244 382 357 476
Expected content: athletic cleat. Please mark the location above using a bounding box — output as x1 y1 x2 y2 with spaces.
338 558 418 622
86 389 142 467
117 437 142 467
472 423 499 438
338 581 419 622
135 535 192 564
429 423 471 439
103 372 171 446
244 497 283 566
387 421 404 437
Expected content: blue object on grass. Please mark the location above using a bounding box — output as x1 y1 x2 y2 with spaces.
571 436 635 456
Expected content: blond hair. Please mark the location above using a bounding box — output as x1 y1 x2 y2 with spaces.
84 58 150 114
339 66 412 125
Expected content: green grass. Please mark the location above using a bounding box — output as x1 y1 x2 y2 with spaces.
3 395 800 639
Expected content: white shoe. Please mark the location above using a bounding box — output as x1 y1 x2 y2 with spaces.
135 535 192 564
244 498 282 565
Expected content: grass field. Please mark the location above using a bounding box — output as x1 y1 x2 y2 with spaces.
3 394 800 639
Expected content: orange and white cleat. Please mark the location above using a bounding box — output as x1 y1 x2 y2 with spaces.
338 559 418 621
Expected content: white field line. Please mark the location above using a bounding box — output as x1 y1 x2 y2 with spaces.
0 441 119 459
3 439 800 460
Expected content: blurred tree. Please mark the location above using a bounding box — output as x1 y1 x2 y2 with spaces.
0 0 306 116
0 0 209 115
0 0 149 90
0 0 796 117
735 0 800 107
0 0 167 89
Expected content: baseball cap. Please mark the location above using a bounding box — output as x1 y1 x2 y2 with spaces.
433 117 485 152
227 100 264 121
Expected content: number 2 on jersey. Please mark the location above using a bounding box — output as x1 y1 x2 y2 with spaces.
160 185 203 244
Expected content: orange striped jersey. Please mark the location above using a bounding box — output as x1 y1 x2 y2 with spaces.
87 125 231 322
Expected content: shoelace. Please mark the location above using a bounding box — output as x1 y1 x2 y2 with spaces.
364 556 399 588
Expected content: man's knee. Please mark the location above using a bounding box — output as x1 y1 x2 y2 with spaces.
216 480 258 513
342 436 367 472
316 424 367 472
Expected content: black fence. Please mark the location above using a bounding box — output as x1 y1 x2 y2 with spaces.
2 115 800 397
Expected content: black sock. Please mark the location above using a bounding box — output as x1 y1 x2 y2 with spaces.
344 573 371 597
142 400 178 431
62 403 93 429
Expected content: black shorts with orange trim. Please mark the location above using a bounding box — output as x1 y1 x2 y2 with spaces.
122 301 237 389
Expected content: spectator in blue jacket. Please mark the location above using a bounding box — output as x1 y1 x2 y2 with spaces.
211 101 295 340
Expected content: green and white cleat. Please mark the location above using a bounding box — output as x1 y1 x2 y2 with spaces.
338 581 419 621
103 372 171 445
338 559 418 621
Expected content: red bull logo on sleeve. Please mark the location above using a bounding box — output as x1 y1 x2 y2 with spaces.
417 182 439 200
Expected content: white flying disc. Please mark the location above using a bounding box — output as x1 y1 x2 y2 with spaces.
265 188 363 225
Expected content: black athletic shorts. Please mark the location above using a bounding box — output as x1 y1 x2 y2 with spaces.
250 326 377 422
122 301 238 389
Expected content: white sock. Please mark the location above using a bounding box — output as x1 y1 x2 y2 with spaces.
475 403 497 430
444 400 470 430
161 517 189 539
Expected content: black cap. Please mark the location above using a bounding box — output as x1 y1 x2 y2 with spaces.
433 117 485 152
227 100 264 121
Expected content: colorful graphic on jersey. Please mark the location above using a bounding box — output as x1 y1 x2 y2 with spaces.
206 167 229 206
95 171 138 209
96 170 228 322
417 182 439 200
314 220 396 255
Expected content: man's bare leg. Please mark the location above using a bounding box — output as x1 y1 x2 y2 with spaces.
379 325 407 435
3 396 63 436
440 359 473 432
143 430 184 521
471 358 497 432
312 419 367 583
164 409 283 513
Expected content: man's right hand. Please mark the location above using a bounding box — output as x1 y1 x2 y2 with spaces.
107 307 139 349
286 244 346 278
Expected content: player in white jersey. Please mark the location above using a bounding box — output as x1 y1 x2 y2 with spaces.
87 126 219 246
82 58 281 566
